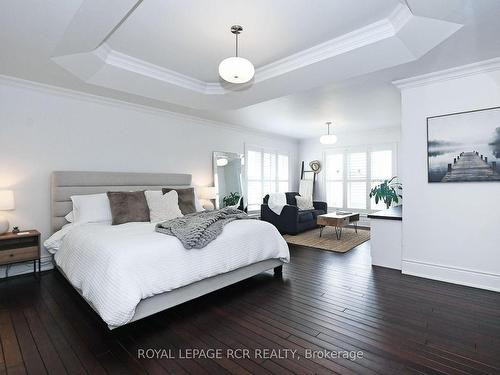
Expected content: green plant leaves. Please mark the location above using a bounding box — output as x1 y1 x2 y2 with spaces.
369 176 402 209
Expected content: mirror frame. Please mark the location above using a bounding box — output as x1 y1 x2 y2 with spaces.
213 151 244 209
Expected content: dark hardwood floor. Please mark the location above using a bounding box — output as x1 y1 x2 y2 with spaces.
1 242 500 374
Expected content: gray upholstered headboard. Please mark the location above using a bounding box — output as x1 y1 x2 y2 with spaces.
51 171 192 233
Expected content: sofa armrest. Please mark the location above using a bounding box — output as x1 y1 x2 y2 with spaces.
261 204 299 234
280 205 300 234
313 201 327 212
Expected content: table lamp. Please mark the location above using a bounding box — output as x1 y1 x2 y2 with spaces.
0 190 15 234
197 186 216 211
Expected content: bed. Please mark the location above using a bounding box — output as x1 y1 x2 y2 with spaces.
50 171 289 329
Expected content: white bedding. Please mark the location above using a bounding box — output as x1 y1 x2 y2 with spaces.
48 220 289 327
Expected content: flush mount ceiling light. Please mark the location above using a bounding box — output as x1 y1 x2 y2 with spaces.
218 25 255 84
320 121 338 145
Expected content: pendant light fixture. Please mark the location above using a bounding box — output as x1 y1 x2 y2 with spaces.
218 25 255 84
216 157 228 167
320 121 338 145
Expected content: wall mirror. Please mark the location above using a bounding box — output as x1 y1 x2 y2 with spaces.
213 151 245 209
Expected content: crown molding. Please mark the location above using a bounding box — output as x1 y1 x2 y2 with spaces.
388 2 413 33
0 74 298 143
103 45 226 95
255 19 393 83
392 56 500 90
57 3 415 94
256 4 413 83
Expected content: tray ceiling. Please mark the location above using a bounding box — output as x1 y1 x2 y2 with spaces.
51 0 462 110
106 0 402 82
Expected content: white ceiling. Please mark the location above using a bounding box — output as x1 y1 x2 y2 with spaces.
108 0 400 82
203 80 402 138
1 0 500 138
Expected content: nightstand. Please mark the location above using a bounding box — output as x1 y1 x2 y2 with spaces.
0 230 41 277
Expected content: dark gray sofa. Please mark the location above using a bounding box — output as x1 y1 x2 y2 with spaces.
260 192 327 235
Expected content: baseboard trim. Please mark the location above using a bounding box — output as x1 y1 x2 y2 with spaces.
402 259 500 293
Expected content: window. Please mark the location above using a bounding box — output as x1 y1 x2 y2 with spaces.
246 147 289 211
370 150 393 210
325 153 343 208
325 145 395 212
347 152 367 209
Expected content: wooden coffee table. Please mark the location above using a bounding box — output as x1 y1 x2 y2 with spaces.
317 212 360 240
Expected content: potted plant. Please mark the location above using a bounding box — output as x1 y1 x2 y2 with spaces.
222 192 241 207
369 176 402 209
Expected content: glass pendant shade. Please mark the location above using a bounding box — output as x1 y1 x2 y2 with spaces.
219 57 255 84
320 122 337 144
320 134 338 145
219 25 255 84
216 157 228 167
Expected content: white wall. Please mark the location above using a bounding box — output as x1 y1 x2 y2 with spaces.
398 63 500 292
299 127 401 202
0 77 298 275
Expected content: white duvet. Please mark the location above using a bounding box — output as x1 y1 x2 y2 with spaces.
47 220 289 327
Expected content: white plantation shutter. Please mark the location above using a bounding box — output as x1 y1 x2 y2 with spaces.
326 154 343 180
263 152 276 194
325 145 395 212
246 148 289 211
325 153 343 208
370 150 393 209
347 181 366 209
347 152 367 209
371 150 392 180
277 154 289 192
247 151 261 180
348 152 367 180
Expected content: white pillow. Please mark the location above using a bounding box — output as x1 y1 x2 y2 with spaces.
163 186 205 212
71 193 112 224
64 211 74 223
145 190 183 223
295 195 314 211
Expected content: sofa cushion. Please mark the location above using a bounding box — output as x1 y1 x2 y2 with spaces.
285 192 299 206
298 210 314 223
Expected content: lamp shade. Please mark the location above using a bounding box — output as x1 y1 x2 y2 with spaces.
320 134 338 145
0 190 15 210
218 57 255 84
197 186 216 200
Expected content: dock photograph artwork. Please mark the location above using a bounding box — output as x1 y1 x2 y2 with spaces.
427 106 500 182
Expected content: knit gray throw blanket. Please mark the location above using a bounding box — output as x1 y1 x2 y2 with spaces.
155 207 251 249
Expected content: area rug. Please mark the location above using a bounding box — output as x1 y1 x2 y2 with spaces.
283 227 370 253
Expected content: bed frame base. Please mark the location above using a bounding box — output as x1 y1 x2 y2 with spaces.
58 258 284 330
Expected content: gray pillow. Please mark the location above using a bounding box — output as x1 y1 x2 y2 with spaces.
107 191 150 225
162 187 196 215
